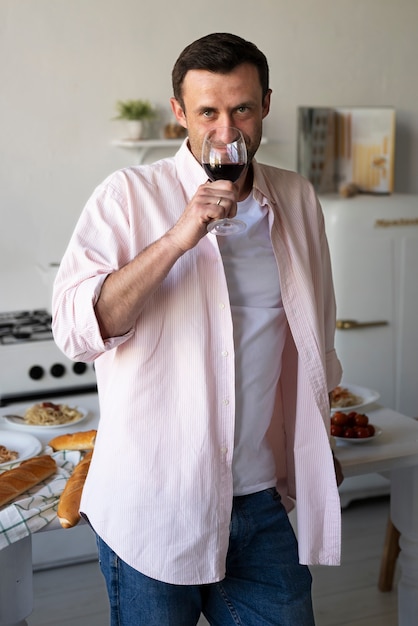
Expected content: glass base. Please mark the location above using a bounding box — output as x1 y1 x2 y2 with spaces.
207 218 246 236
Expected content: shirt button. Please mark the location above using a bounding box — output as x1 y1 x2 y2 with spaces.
223 398 230 405
220 446 228 455
219 303 225 309
221 350 228 357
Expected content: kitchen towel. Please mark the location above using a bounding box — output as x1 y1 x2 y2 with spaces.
0 449 82 549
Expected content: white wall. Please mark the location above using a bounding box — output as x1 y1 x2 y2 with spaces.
1 0 417 283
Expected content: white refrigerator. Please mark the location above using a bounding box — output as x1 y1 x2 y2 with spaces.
320 193 418 505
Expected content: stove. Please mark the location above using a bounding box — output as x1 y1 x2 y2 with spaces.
0 308 96 405
0 308 55 344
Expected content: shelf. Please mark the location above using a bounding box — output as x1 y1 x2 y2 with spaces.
111 137 268 165
111 138 184 164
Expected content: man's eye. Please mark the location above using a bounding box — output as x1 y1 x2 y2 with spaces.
203 110 214 118
237 106 248 113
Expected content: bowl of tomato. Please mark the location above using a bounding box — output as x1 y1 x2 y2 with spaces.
331 411 382 444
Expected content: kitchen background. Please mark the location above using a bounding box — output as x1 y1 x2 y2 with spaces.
1 0 418 297
0 0 417 582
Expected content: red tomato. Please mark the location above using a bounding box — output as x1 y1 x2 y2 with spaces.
41 401 60 410
367 424 376 436
343 427 356 439
331 424 344 437
354 426 371 439
354 413 369 427
331 412 349 426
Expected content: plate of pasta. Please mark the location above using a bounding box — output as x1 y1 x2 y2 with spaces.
330 384 380 413
1 401 88 429
0 432 42 468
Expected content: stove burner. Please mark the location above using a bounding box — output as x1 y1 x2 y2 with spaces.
0 309 53 345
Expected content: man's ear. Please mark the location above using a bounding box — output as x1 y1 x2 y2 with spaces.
170 98 187 129
262 89 272 120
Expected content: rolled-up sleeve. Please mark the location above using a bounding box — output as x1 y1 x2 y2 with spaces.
52 178 137 361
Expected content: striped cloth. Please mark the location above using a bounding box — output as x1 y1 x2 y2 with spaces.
0 450 82 549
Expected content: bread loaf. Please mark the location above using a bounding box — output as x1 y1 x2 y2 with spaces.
48 430 97 451
0 455 57 507
57 451 92 528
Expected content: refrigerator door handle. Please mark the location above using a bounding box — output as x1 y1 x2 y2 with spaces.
336 319 389 330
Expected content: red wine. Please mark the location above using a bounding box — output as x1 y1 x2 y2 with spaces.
203 162 245 182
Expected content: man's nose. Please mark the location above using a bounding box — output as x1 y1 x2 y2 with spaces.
216 124 238 143
218 111 235 125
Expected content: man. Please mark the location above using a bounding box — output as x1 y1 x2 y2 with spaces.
52 33 343 626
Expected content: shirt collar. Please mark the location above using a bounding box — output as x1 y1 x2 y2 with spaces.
175 139 208 198
252 161 277 207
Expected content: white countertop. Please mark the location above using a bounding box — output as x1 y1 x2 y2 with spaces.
2 397 418 478
333 405 418 477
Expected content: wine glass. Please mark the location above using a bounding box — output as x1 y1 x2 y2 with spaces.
201 127 247 235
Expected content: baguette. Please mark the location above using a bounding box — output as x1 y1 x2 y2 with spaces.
48 430 97 452
0 455 57 508
57 451 92 528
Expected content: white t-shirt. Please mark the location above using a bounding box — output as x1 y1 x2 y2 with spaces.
218 194 288 495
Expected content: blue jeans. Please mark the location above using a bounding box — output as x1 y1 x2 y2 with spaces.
96 488 315 625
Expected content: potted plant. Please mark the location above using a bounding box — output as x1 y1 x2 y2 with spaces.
114 99 157 140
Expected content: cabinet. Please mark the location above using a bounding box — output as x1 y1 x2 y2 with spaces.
321 193 418 418
321 193 418 505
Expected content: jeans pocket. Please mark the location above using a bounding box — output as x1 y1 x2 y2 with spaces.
266 486 281 502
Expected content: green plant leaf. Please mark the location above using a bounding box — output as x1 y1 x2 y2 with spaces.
114 99 156 121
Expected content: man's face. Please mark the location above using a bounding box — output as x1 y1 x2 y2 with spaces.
170 63 271 166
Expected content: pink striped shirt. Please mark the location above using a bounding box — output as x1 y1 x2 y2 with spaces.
52 140 343 584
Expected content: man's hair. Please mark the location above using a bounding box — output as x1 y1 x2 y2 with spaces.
172 33 269 110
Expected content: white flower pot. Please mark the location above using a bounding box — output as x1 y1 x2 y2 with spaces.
126 120 144 140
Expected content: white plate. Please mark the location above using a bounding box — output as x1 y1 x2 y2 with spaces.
331 383 380 413
0 431 42 468
334 427 382 445
1 404 88 430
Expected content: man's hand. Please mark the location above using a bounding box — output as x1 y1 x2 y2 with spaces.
168 180 238 251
